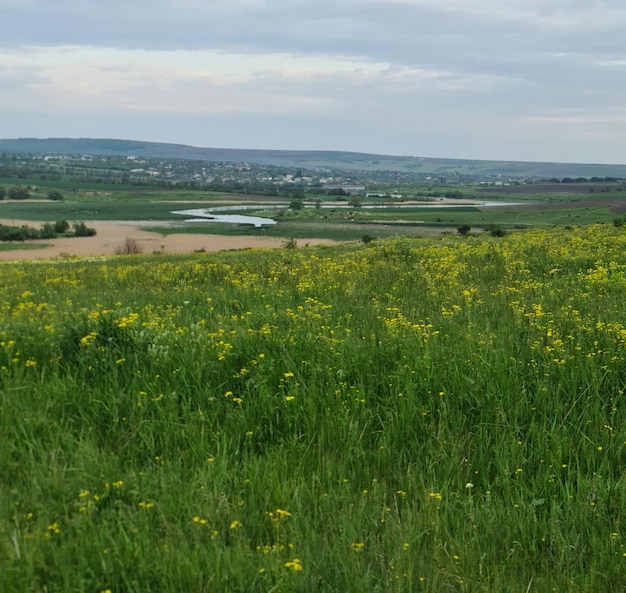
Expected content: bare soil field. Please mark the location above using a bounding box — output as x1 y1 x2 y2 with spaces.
0 219 337 261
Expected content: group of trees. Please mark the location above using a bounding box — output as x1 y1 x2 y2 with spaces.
546 176 622 183
0 185 64 200
0 220 95 242
0 185 29 200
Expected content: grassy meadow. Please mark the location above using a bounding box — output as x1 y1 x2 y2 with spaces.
1 226 626 592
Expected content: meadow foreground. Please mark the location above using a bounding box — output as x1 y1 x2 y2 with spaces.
1 226 625 592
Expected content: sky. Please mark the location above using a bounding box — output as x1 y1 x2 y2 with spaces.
1 0 626 164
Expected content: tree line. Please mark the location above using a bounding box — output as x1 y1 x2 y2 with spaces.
0 220 96 242
0 185 64 201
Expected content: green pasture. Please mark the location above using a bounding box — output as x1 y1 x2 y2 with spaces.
0 198 252 223
385 206 618 228
143 220 433 242
0 242 48 252
1 226 626 592
281 202 622 227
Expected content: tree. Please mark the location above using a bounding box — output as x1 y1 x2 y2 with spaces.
327 187 347 196
486 224 507 237
47 190 64 201
73 221 96 237
8 185 29 200
0 187 5 200
40 223 56 239
54 220 70 234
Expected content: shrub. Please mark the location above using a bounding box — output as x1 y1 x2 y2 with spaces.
0 224 35 241
72 221 96 237
485 224 507 237
40 223 57 239
281 237 298 249
54 220 70 234
114 238 143 255
47 190 64 201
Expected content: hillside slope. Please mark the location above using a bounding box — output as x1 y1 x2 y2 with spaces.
1 137 626 178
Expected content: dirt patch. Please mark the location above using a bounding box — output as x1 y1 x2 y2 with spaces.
0 219 338 261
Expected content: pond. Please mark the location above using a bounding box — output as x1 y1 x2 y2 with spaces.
171 208 277 228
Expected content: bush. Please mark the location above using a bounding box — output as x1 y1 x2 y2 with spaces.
115 238 142 255
485 224 507 237
47 190 64 201
54 220 70 234
40 223 57 239
457 224 471 235
281 237 298 249
0 224 37 241
0 220 96 242
72 221 97 237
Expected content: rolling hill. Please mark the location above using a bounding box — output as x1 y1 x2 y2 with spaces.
1 137 626 179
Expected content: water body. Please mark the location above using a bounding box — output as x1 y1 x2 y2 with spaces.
171 199 521 227
171 208 277 228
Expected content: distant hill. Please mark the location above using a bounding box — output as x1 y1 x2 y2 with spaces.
1 137 626 179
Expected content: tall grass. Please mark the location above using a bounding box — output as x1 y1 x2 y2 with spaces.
1 225 625 592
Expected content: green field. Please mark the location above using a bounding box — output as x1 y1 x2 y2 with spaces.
1 225 625 592
2 179 626 242
0 242 49 252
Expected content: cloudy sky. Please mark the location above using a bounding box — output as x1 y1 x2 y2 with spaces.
1 0 625 163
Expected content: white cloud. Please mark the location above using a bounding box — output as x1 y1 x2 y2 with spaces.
367 0 626 28
1 45 513 117
1 1 626 162
525 112 626 126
